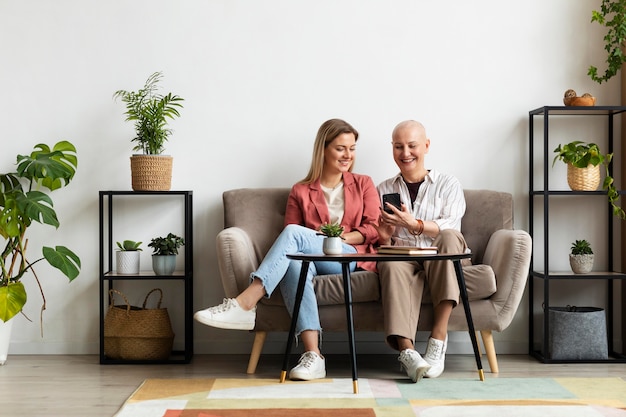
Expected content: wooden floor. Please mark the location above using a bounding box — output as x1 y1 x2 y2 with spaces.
1 354 625 417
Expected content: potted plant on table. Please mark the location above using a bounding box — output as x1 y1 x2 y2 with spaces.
553 141 625 219
115 240 142 275
570 239 594 274
148 233 185 275
318 222 344 255
113 71 184 191
0 141 81 363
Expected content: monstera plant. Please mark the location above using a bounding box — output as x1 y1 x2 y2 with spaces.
0 141 81 325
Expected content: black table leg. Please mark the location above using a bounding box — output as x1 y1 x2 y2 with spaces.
341 262 358 394
453 259 485 381
280 260 310 383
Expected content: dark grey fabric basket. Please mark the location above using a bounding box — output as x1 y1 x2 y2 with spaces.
548 306 608 360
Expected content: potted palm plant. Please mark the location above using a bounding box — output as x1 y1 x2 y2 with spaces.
113 71 184 191
0 141 81 363
115 240 142 275
148 233 185 275
553 141 625 219
318 222 344 255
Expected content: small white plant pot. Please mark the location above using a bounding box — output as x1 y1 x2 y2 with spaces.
569 254 594 274
152 255 177 275
322 237 343 255
116 251 140 274
0 317 14 365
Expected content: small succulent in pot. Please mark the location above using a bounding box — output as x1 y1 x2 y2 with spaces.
318 222 344 238
571 239 593 256
116 240 143 251
569 239 594 274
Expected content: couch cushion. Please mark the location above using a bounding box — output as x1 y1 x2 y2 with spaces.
462 190 513 264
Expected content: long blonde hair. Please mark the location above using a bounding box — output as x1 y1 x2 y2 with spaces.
300 119 359 184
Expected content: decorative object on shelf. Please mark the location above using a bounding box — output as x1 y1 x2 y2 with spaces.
318 222 344 255
104 288 174 360
562 89 596 106
115 240 142 275
553 141 625 218
148 233 185 275
0 141 81 362
569 239 594 274
113 72 184 191
548 306 608 360
588 0 626 84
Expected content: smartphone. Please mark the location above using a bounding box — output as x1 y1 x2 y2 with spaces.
382 193 402 214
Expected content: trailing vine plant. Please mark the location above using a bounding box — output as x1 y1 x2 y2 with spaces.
588 0 626 84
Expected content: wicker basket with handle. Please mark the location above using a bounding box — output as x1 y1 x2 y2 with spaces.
567 163 600 191
104 288 174 360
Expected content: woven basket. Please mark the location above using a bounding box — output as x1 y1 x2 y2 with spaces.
130 155 173 191
104 288 174 360
567 163 600 191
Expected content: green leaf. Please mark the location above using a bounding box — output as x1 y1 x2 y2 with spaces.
42 246 81 281
16 141 77 191
0 282 27 322
17 191 58 228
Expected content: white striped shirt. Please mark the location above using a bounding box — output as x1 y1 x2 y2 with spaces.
377 169 466 247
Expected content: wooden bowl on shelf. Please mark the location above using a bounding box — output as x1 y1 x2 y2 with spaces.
563 96 596 106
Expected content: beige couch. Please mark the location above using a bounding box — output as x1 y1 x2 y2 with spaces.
216 188 531 374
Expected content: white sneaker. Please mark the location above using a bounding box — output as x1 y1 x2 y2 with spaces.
193 298 256 330
289 351 326 381
423 336 447 378
398 349 431 382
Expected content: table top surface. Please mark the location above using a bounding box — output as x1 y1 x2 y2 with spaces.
286 252 472 262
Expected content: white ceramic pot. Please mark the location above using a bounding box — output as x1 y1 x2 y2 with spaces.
152 255 177 275
322 237 342 255
0 318 13 365
116 251 140 274
569 254 594 274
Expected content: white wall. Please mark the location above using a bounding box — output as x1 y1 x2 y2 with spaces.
1 0 620 356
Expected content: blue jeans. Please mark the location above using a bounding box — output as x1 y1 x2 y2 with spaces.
251 224 357 335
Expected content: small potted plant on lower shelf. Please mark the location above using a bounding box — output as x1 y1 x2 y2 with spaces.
148 233 185 275
115 240 142 274
569 239 594 274
318 222 344 255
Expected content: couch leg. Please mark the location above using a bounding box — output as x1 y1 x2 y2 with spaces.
246 331 267 374
480 330 499 373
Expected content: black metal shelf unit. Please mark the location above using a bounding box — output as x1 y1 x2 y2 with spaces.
528 106 626 363
98 190 193 364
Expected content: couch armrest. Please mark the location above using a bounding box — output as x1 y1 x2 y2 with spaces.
481 229 532 330
216 227 260 298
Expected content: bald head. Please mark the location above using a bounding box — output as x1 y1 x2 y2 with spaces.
392 120 426 140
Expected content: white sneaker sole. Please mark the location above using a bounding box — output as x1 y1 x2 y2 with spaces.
193 312 254 330
289 369 326 381
411 364 432 382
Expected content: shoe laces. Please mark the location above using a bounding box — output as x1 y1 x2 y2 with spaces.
426 339 444 360
297 352 318 369
209 298 236 314
399 349 418 369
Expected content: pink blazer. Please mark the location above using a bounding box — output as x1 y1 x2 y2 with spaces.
284 172 380 271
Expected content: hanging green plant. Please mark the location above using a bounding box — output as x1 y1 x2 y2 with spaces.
588 0 626 84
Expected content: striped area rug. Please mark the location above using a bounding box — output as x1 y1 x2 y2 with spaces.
114 377 626 417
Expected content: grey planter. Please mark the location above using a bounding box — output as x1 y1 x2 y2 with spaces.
152 255 176 275
569 254 594 274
